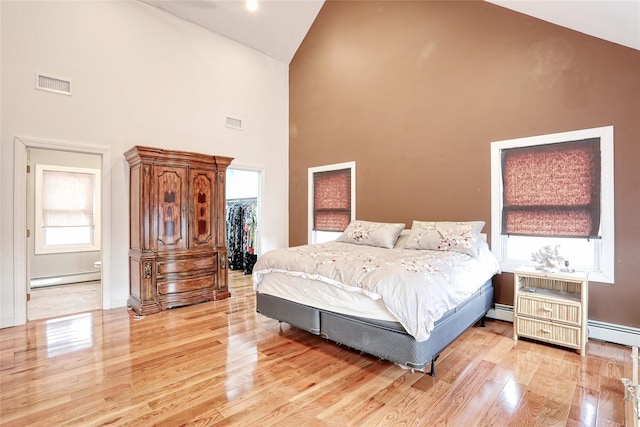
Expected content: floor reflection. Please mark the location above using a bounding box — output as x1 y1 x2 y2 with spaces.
225 291 258 400
501 377 524 412
45 312 93 357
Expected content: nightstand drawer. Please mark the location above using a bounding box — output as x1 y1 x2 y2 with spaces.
516 317 581 349
516 295 581 326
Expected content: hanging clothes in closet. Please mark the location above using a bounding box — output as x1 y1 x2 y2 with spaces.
226 198 258 274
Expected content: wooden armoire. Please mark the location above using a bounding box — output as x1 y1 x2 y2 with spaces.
125 146 233 316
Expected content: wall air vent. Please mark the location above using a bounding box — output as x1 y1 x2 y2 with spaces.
35 73 72 95
225 116 242 130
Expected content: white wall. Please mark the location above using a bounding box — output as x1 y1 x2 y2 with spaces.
0 0 289 327
227 169 260 200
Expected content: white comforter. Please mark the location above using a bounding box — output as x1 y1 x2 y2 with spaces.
252 241 500 342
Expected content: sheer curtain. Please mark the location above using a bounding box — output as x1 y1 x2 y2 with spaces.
41 170 95 228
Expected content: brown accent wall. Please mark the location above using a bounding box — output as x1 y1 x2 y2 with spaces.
289 1 640 328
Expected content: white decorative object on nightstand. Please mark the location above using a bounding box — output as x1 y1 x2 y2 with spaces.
622 347 639 426
513 266 589 356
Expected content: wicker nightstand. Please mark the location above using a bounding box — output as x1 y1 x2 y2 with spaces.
513 266 589 356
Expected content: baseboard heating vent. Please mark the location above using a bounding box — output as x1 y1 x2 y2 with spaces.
36 73 72 95
31 271 100 288
225 116 242 130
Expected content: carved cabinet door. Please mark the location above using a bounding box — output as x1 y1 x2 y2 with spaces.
153 165 188 251
189 168 216 248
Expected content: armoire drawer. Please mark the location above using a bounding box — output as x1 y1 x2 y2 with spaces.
516 295 581 326
156 256 216 276
157 274 215 295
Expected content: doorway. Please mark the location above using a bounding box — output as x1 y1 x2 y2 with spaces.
13 136 112 326
27 148 102 320
226 168 261 274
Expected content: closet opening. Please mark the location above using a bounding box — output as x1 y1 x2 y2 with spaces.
226 168 260 275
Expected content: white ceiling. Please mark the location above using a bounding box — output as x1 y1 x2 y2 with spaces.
142 0 639 63
142 0 324 63
486 0 640 52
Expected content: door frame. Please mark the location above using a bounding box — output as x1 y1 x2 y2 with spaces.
13 136 112 325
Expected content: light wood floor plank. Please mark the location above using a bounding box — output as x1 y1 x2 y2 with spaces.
0 271 634 426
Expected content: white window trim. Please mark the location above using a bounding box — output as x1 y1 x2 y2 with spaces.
308 161 356 244
34 164 102 254
490 126 614 283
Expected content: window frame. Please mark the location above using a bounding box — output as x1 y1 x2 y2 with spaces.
308 161 356 244
490 126 614 283
34 164 101 254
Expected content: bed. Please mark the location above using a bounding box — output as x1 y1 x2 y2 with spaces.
252 220 501 375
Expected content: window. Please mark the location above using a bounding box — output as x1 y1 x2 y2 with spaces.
491 126 614 283
502 138 601 238
308 162 356 244
35 164 101 254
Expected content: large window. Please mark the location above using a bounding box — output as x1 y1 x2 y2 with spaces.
308 162 355 244
35 164 101 254
491 126 614 283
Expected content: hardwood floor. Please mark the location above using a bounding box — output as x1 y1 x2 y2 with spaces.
28 281 102 321
1 271 634 426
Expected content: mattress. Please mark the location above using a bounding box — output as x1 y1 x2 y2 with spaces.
253 239 500 341
255 271 398 321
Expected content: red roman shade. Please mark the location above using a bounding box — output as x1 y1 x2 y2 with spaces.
501 138 601 238
313 168 352 232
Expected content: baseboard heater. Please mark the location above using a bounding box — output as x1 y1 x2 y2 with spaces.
30 271 101 288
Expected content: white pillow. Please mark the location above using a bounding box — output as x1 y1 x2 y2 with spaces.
393 229 411 248
337 220 405 249
404 221 485 257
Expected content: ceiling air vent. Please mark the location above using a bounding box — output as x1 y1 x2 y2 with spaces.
35 73 72 95
225 116 242 130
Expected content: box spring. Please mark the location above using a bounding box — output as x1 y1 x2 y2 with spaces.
256 279 493 372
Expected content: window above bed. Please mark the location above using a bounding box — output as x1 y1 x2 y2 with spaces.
490 126 614 284
308 161 356 244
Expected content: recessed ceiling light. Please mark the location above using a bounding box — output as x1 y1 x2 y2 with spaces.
246 0 258 12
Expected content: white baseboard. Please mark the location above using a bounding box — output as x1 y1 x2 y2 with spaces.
587 319 640 347
487 303 513 322
110 298 128 309
1 315 16 329
487 304 640 348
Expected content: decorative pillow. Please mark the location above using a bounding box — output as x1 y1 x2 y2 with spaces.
403 221 486 257
393 229 411 248
337 220 405 249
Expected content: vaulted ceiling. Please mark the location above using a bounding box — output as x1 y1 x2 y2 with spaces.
141 0 640 64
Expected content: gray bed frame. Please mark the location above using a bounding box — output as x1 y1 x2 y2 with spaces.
256 278 493 375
